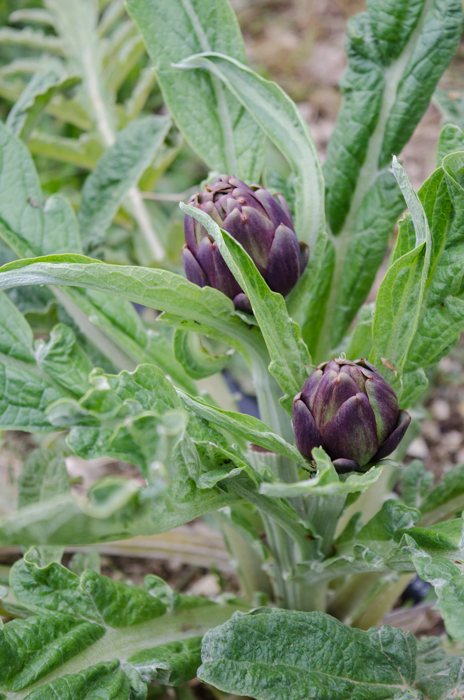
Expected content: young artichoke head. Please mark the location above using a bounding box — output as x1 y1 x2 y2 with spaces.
293 358 411 472
182 175 308 313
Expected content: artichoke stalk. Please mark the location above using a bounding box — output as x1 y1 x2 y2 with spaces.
293 358 411 472
182 175 308 313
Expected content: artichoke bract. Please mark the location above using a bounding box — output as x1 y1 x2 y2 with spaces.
182 175 308 313
293 358 411 472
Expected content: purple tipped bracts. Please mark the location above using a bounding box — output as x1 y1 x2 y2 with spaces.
182 175 308 313
293 358 411 472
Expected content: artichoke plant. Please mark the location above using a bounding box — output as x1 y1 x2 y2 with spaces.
182 175 308 313
293 358 411 472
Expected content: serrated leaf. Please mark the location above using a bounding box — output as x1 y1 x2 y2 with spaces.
399 459 434 510
313 0 463 357
384 155 464 393
406 535 464 643
126 0 265 182
0 27 64 54
199 609 464 699
0 551 245 698
78 115 171 251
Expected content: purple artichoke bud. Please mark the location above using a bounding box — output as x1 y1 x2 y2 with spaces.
182 175 308 312
293 358 411 472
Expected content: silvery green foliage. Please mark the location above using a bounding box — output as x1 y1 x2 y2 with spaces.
1 0 464 698
199 609 464 699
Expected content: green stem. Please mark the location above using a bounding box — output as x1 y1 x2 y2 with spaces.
214 516 272 601
351 573 415 630
227 477 310 562
251 353 293 442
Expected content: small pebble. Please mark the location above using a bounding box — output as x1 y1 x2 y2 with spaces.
441 430 462 452
406 437 429 460
421 420 441 443
188 574 221 598
430 399 450 422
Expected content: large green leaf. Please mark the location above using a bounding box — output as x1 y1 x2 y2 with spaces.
126 0 265 181
199 608 464 699
0 255 267 366
311 0 463 359
78 115 171 251
0 549 245 698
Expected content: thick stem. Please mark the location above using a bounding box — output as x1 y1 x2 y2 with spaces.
216 518 272 601
351 573 415 630
251 353 293 442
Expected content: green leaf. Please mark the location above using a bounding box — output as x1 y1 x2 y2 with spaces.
59 287 197 393
372 160 431 400
385 154 464 389
345 303 374 360
178 391 307 467
28 131 104 170
198 608 464 699
17 449 70 565
6 70 81 142
0 362 67 432
173 329 232 380
126 0 265 182
419 463 464 525
127 636 202 686
260 447 382 498
0 550 245 698
0 475 239 546
78 115 171 251
0 27 65 54
17 450 70 510
0 255 265 367
180 204 311 411
0 122 82 257
399 459 434 510
0 290 34 362
406 534 464 643
434 87 464 131
313 0 463 357
176 52 325 250
436 124 464 166
36 324 93 396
